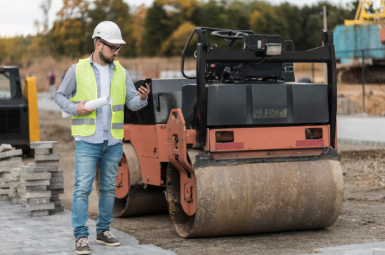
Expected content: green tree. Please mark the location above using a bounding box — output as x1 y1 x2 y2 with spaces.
50 0 90 57
142 1 176 56
160 21 197 56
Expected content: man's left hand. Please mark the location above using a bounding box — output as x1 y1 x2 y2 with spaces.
138 83 150 100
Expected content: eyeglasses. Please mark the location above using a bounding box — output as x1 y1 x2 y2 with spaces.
100 40 123 52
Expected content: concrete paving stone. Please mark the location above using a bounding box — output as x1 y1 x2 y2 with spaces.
0 167 13 173
34 149 53 155
39 167 58 173
50 177 63 183
9 191 16 198
21 173 51 181
23 191 51 199
19 185 47 192
1 173 10 179
8 157 22 162
27 202 54 211
27 198 50 204
49 206 64 213
0 189 9 195
0 157 23 168
30 210 49 217
50 171 63 177
21 180 50 187
47 183 64 190
0 182 11 188
30 141 58 149
34 160 59 167
11 169 20 176
0 144 13 152
52 201 61 207
34 154 60 162
20 166 47 174
50 194 60 201
0 149 22 159
0 195 10 201
0 161 23 168
10 182 18 187
5 175 20 183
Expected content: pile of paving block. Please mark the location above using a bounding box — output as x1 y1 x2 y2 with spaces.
19 141 64 216
0 144 23 202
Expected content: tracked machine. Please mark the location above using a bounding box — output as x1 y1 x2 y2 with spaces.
334 0 385 83
96 27 343 238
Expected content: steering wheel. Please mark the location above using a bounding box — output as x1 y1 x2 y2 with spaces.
212 30 248 39
211 30 249 48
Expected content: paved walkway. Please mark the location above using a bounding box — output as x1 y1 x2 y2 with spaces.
37 93 61 113
0 201 176 255
337 115 385 147
314 242 385 254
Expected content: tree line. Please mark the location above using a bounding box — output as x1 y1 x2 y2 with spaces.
0 0 360 65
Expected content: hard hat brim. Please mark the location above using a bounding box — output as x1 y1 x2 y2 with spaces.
103 38 126 45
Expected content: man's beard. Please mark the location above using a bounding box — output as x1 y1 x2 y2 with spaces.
99 51 116 64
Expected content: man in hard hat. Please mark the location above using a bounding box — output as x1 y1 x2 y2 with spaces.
55 21 150 254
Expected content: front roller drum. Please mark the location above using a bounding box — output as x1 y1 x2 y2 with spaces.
167 152 343 238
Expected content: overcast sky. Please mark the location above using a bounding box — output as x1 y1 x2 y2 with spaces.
1 0 353 37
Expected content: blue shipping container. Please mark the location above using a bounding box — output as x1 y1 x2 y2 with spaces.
333 24 385 63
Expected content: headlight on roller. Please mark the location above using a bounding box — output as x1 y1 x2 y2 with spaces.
266 43 282 56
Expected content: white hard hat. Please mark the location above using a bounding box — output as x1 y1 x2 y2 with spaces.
92 21 126 45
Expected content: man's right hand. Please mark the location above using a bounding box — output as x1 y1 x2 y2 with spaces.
76 100 95 116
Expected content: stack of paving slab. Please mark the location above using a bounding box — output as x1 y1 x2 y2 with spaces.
32 141 64 214
18 141 64 216
0 144 23 202
19 163 53 216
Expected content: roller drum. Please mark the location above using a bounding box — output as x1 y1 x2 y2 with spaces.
167 150 343 238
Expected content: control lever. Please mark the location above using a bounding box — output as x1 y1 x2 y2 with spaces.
221 66 231 82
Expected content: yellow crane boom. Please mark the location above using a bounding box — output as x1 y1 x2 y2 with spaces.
345 0 385 25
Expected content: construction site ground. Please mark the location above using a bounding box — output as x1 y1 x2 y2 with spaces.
29 106 385 255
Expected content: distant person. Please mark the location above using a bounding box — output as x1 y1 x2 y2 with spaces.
47 70 56 99
54 21 150 255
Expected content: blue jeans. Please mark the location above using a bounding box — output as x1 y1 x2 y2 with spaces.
72 140 123 241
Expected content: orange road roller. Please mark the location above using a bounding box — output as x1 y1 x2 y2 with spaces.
96 26 343 238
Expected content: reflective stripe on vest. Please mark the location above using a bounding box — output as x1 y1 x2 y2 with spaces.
112 123 124 129
70 58 126 139
72 118 95 125
112 104 125 112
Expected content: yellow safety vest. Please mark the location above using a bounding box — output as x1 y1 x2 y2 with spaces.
71 58 126 139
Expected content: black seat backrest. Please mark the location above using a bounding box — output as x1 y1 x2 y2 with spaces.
124 78 196 124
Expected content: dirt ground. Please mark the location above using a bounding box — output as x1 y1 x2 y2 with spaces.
37 110 385 255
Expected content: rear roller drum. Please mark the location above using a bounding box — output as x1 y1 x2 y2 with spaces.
167 149 344 238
